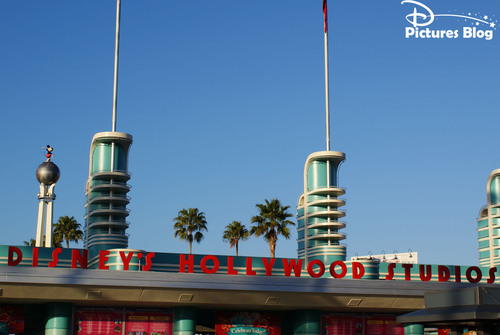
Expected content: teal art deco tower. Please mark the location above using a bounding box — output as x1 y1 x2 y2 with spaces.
84 132 132 259
477 169 500 267
297 1 347 264
297 151 346 264
84 0 133 260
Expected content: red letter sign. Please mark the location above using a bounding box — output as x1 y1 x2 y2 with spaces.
438 265 450 282
466 266 482 283
330 261 347 279
179 254 194 273
307 260 325 278
200 255 219 274
71 249 88 269
262 258 276 276
48 248 62 268
282 259 303 277
8 246 22 266
352 262 365 279
98 250 110 270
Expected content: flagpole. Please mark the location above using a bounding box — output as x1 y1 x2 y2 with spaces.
112 0 121 132
323 0 330 151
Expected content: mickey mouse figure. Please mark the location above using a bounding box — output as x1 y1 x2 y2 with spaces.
44 145 53 162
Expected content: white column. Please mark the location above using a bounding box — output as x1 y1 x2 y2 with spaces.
45 184 56 247
35 184 47 247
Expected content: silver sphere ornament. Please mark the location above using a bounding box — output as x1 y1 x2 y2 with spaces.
36 162 60 185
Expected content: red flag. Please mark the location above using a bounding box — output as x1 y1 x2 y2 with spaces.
323 0 328 32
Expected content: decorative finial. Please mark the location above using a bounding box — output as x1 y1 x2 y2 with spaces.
43 145 53 162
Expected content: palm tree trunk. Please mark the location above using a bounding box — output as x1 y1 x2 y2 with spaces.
269 235 277 258
189 241 192 254
236 242 239 257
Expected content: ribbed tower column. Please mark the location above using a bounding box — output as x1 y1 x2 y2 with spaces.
297 151 346 265
477 169 500 267
84 131 132 260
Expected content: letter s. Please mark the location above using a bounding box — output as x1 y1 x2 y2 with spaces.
487 267 497 284
385 263 396 280
142 252 155 271
48 248 62 267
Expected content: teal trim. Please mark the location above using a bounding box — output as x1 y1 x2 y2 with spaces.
478 219 488 228
291 310 320 335
107 250 142 271
478 229 489 238
92 143 126 173
174 307 196 335
479 240 490 248
479 250 489 259
307 161 327 191
491 176 500 204
45 330 73 335
90 228 108 234
308 194 327 202
307 240 319 247
404 324 424 335
92 144 111 173
347 260 380 279
45 303 73 335
329 162 337 186
307 206 327 214
308 250 346 265
309 217 328 223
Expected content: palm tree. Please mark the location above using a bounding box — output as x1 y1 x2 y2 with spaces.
53 216 83 248
24 238 36 247
24 236 62 248
222 221 249 256
250 198 295 258
173 208 208 254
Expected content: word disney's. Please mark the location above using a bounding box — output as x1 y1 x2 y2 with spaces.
405 27 493 40
6 247 156 271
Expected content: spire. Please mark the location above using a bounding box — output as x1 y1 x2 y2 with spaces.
323 0 330 151
112 0 121 132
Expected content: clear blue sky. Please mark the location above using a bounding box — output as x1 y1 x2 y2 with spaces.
1 0 499 266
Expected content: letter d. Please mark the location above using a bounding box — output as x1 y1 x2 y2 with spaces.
438 265 450 282
352 262 365 279
8 246 22 266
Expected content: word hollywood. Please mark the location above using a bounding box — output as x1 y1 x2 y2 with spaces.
402 1 495 40
4 247 499 284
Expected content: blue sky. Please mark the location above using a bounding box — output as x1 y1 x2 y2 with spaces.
1 0 499 266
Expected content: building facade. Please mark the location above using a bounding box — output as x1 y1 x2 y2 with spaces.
477 169 500 267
